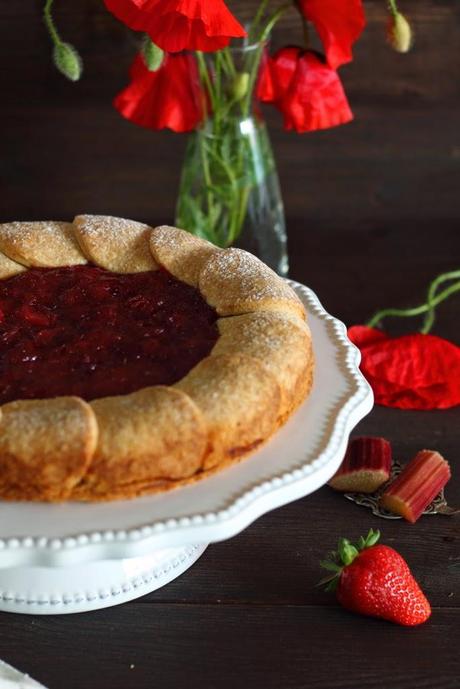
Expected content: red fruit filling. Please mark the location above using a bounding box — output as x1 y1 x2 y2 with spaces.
0 265 219 402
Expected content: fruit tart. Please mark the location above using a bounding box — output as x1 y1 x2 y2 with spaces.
0 216 314 502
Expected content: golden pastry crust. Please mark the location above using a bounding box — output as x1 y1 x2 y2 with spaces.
199 248 305 319
0 397 98 501
0 218 314 502
176 353 281 470
0 221 87 268
73 387 207 501
213 312 314 420
0 250 25 279
73 214 158 273
150 225 220 287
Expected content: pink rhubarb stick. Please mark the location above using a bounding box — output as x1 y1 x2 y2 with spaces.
329 437 392 493
380 450 451 523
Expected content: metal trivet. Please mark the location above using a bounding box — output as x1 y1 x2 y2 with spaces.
344 461 459 520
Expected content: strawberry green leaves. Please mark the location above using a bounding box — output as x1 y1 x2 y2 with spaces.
319 529 381 592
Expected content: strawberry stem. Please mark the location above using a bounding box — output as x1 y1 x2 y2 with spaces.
319 529 380 591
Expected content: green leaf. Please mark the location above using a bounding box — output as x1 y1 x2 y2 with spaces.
319 561 341 573
53 42 82 82
365 529 381 548
357 536 366 550
142 36 164 72
317 574 340 593
316 573 339 591
338 538 359 566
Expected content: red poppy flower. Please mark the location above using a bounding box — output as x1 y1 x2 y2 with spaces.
348 325 460 410
114 53 203 132
104 0 246 53
258 47 353 133
297 0 365 69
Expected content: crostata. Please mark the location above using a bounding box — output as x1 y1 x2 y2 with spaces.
0 216 314 502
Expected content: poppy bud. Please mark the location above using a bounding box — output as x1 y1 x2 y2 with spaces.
387 12 413 53
53 42 83 81
142 37 164 72
231 72 249 101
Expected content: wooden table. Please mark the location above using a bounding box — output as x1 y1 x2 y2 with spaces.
0 221 458 689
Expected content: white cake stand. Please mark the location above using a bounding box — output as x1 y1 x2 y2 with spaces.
0 281 373 614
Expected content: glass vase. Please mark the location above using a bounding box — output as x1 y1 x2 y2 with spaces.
175 42 288 276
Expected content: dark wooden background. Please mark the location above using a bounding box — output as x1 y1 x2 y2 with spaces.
1 1 460 232
0 2 459 688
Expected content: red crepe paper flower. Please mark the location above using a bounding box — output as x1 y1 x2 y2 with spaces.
104 0 246 53
114 52 203 132
258 47 353 133
297 0 366 69
348 325 460 410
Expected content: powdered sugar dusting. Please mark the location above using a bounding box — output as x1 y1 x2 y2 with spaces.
217 311 309 353
2 397 93 442
204 249 290 298
200 248 304 316
151 225 218 286
75 215 149 243
73 215 157 272
0 221 86 266
152 226 213 251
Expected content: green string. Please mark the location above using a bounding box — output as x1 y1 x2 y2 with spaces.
366 271 460 332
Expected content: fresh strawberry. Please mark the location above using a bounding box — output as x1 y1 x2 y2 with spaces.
320 529 431 626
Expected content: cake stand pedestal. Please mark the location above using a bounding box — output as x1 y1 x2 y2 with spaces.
0 544 207 614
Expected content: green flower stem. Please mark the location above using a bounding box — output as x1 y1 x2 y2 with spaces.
195 53 217 232
422 270 460 334
214 50 223 103
251 0 271 40
258 3 291 42
181 5 289 248
196 51 216 112
233 185 251 244
234 6 289 228
220 47 237 78
43 0 61 46
366 278 460 330
242 43 264 117
205 139 244 247
388 0 399 16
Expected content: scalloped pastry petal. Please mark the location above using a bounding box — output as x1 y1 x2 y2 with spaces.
73 215 158 273
0 251 26 279
0 397 98 502
214 312 314 419
73 386 207 500
199 248 305 318
150 225 220 287
176 353 281 470
0 221 87 267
